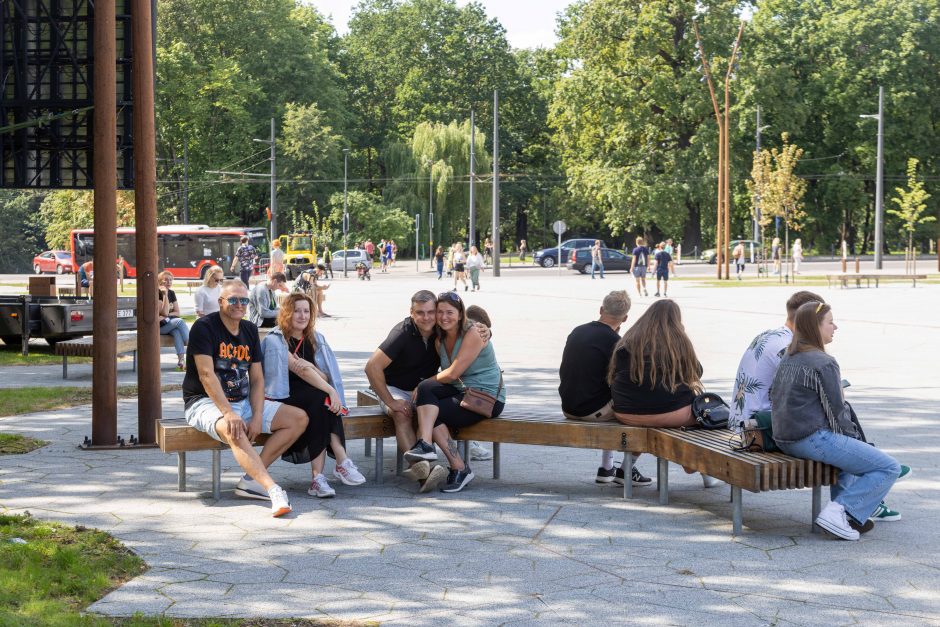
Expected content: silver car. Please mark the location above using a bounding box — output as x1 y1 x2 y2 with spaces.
330 249 372 272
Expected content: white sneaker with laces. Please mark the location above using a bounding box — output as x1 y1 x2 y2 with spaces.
308 474 336 498
235 475 270 501
815 501 860 541
469 441 492 461
268 485 291 517
333 459 366 486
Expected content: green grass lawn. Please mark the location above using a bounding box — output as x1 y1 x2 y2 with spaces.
0 384 181 418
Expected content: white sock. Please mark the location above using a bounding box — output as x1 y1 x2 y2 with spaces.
601 451 615 470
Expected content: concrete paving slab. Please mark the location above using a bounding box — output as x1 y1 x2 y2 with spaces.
2 271 939 624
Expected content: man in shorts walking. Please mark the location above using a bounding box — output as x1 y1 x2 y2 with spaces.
183 280 308 516
559 290 651 487
652 242 673 297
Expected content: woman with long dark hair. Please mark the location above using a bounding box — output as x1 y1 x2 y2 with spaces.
608 300 718 487
405 291 504 493
261 293 366 498
770 301 900 540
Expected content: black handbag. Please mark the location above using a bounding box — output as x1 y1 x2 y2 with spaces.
691 392 730 429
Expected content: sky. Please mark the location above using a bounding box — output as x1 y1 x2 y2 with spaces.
308 0 573 49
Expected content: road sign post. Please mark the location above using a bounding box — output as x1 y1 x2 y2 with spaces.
553 220 567 276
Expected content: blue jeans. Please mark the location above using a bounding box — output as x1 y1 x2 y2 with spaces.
780 429 900 523
591 261 604 279
160 317 190 356
436 260 444 278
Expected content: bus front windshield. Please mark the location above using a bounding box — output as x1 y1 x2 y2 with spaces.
289 236 312 251
247 230 269 256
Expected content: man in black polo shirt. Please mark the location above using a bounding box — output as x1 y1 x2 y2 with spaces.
559 290 651 488
365 290 490 489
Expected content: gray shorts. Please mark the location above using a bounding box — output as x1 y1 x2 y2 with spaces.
377 385 414 416
184 397 281 442
632 266 647 279
563 400 616 423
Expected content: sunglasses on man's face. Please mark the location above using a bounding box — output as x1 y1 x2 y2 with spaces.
224 296 250 306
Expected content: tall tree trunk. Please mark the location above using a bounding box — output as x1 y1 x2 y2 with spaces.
682 199 702 252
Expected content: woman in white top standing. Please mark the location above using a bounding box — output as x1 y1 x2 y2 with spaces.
466 245 484 291
452 242 468 291
194 266 224 317
792 238 804 274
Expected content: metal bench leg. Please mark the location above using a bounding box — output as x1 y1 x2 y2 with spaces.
177 452 187 492
657 458 669 505
62 356 68 379
731 486 743 535
462 440 470 463
132 350 137 372
623 452 633 500
375 438 384 485
211 450 221 500
493 442 500 479
811 485 822 533
364 438 372 457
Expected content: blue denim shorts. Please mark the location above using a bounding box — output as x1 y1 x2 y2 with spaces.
184 397 281 442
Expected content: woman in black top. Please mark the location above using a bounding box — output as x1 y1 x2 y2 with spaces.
608 299 702 427
434 246 445 280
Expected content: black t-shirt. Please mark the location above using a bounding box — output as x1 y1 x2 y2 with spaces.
558 321 620 415
377 317 440 391
610 347 700 415
182 312 262 408
656 251 672 270
159 288 179 321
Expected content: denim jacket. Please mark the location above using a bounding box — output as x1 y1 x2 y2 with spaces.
261 327 346 404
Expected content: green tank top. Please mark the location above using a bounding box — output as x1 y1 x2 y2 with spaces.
439 334 505 402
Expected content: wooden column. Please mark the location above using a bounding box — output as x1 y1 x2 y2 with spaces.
133 0 161 443
91 0 118 445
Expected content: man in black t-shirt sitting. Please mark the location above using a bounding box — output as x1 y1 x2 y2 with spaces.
558 290 652 487
183 280 308 517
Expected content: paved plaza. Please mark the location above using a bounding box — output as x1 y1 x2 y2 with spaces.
1 265 938 625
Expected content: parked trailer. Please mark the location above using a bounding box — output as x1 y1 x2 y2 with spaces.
0 295 138 356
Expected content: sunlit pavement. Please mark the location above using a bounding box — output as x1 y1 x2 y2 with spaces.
1 265 937 625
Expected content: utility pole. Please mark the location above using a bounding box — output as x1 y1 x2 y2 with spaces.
469 110 476 250
428 159 434 268
492 90 500 277
343 148 350 278
182 139 189 223
861 87 885 268
252 119 277 241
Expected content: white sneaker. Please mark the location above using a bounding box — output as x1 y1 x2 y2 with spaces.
469 441 492 461
268 485 291 517
702 474 723 488
333 459 366 486
235 475 270 501
308 474 336 498
815 501 860 541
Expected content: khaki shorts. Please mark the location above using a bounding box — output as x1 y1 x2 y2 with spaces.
563 400 615 423
377 385 413 416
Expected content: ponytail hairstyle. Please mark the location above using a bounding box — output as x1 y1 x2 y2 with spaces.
787 301 831 355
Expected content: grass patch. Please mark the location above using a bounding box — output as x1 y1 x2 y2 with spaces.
0 384 181 418
0 342 94 367
0 433 47 454
0 512 146 625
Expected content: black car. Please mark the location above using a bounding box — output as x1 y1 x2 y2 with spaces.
533 238 607 268
566 247 631 274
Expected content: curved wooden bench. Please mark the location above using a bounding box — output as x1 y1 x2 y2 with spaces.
649 428 838 534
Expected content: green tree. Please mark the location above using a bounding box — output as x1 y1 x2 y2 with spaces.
0 192 48 272
887 158 934 273
39 192 137 250
328 191 412 250
550 0 741 249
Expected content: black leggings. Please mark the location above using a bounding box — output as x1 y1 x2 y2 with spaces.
414 379 504 430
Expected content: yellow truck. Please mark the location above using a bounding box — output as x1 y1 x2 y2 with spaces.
279 233 317 280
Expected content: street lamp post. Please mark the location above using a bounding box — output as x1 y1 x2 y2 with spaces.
861 86 885 269
755 106 770 273
343 148 350 278
541 187 548 247
428 159 434 268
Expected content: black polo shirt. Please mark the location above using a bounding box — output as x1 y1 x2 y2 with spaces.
378 317 440 391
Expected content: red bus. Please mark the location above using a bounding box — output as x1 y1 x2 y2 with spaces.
70 225 270 280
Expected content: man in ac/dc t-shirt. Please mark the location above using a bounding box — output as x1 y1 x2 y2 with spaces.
558 290 651 488
183 280 307 517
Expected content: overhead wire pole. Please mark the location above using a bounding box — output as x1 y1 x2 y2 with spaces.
492 90 501 277
723 21 745 281
861 87 885 269
91 0 118 446
469 110 476 249
252 119 277 241
428 159 435 268
133 0 161 445
343 148 350 278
